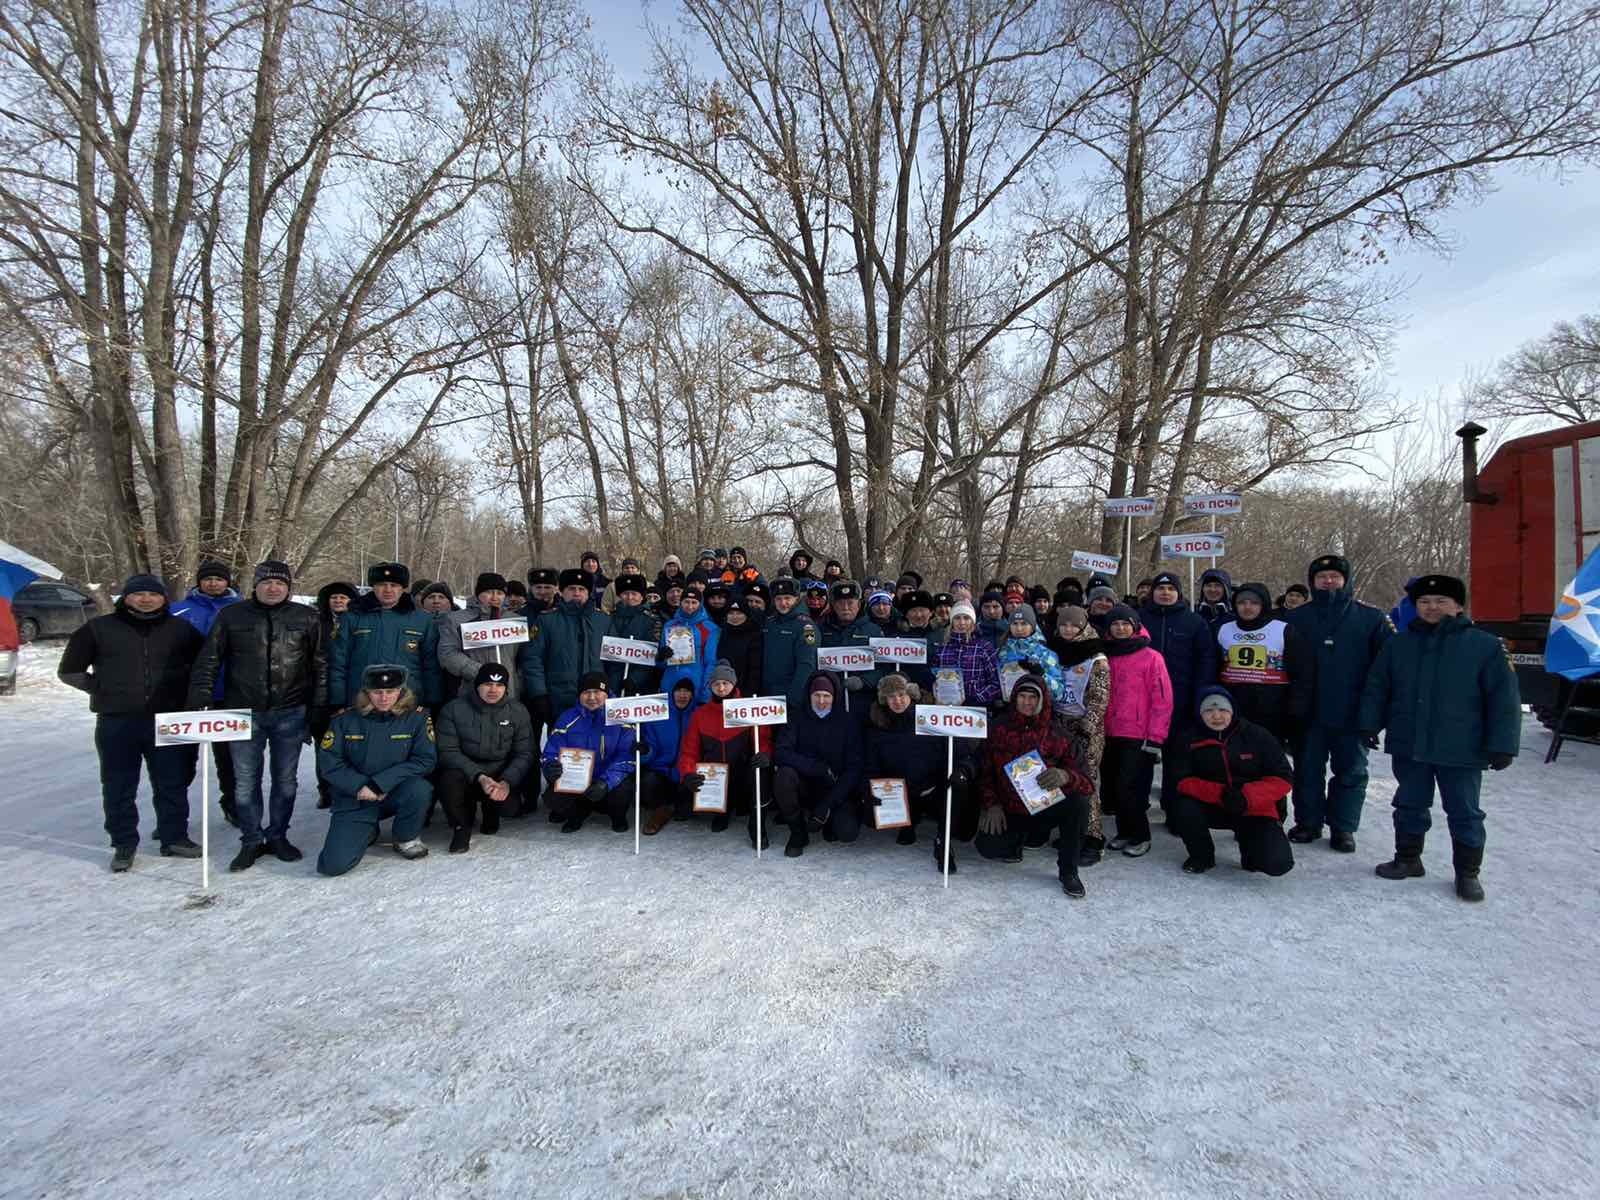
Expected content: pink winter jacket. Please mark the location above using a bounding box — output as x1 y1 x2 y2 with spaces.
1103 634 1174 743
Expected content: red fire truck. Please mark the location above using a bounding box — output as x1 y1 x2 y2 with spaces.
1458 419 1600 720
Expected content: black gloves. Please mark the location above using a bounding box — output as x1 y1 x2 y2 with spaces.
657 644 674 663
751 752 771 770
1488 752 1514 771
583 780 608 804
948 764 973 788
1036 767 1067 791
1021 659 1042 675
541 761 563 785
1221 786 1248 815
681 772 704 792
1362 732 1381 750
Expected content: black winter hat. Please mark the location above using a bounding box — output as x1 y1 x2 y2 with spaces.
322 581 358 601
730 546 747 558
1232 582 1272 609
475 662 510 687
1285 583 1309 599
577 671 608 694
558 568 592 591
789 549 813 568
830 580 861 602
420 582 454 604
1106 603 1139 630
527 567 558 586
979 588 1005 607
905 590 934 612
933 592 954 607
505 580 528 597
705 581 730 599
1407 574 1467 605
1151 571 1182 593
363 664 405 689
254 560 292 586
580 550 601 567
196 559 231 585
824 559 843 573
771 577 798 597
615 573 648 597
368 561 410 586
121 573 167 599
474 572 508 595
1307 554 1351 585
744 583 770 605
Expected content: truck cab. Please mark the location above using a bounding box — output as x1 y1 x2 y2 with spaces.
1460 419 1600 714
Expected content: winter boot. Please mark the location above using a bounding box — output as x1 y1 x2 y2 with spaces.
1181 856 1214 874
932 837 958 874
393 838 429 860
896 826 917 846
1375 835 1426 880
710 813 730 833
110 845 135 872
1452 840 1485 902
1061 873 1086 899
1287 824 1322 844
1329 830 1356 853
748 816 770 851
160 839 202 858
1078 835 1104 867
266 837 303 863
229 844 262 872
449 828 471 854
784 822 809 858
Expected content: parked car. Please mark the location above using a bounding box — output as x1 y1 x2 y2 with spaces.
12 580 98 642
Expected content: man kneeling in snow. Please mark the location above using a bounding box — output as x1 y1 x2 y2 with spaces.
316 665 435 875
1171 687 1294 877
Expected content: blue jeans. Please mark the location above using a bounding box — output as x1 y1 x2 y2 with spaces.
229 706 307 847
1391 756 1486 849
95 715 197 848
1292 725 1370 834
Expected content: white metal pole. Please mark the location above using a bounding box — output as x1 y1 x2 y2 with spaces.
201 750 211 893
633 735 641 856
942 736 953 888
1190 554 1196 599
1124 518 1133 596
754 725 764 860
1210 514 1217 569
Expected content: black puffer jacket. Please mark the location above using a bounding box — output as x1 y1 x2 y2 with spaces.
187 597 326 710
435 688 535 786
59 602 205 716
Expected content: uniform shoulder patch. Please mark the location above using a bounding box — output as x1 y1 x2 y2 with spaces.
425 716 436 742
802 624 817 646
319 729 334 750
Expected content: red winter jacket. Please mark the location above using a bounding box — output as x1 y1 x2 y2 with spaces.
979 676 1094 815
677 690 759 776
1175 712 1292 820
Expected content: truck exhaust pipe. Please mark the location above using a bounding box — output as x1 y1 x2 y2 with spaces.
1456 421 1498 505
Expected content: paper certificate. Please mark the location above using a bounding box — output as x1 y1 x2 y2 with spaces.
693 762 730 813
1000 661 1027 701
869 778 911 830
933 668 965 706
667 626 694 665
1005 749 1062 815
554 748 595 794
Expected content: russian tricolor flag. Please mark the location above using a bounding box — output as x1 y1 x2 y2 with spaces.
0 540 62 650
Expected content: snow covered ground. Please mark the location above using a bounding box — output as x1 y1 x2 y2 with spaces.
2 641 1596 1198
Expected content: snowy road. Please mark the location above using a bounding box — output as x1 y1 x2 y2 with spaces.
1 641 1595 1198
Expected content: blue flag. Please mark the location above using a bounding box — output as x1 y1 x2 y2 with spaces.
1545 544 1600 681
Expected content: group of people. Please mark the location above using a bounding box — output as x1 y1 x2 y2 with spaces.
57 543 1522 902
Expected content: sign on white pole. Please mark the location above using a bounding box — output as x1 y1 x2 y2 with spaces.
1160 533 1226 559
156 711 254 894
1102 496 1156 517
722 696 788 860
869 637 927 666
459 618 529 648
816 646 875 674
600 636 659 667
604 694 671 726
1182 492 1243 517
155 710 255 746
722 697 789 727
914 704 989 739
1070 550 1121 574
913 704 989 888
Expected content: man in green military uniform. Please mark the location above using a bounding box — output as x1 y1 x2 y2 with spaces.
327 562 442 710
519 567 611 735
761 578 820 711
1358 574 1520 901
316 664 436 876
